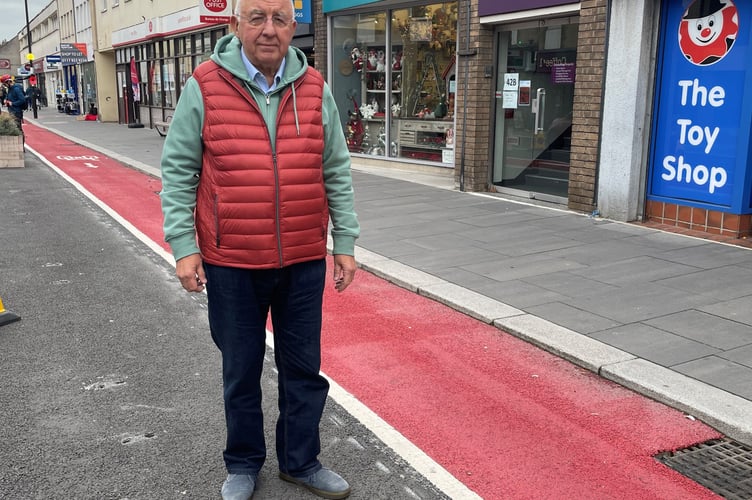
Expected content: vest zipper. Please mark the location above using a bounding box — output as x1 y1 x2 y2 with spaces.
272 152 283 265
242 78 282 265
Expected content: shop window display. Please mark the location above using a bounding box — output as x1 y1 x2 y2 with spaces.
114 26 227 127
149 61 162 106
331 2 457 164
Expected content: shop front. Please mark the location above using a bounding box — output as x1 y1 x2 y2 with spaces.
647 0 752 237
60 43 92 115
111 2 315 131
112 7 229 128
324 0 459 167
31 58 53 109
482 2 580 204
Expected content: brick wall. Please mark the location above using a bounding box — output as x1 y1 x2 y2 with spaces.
313 0 327 78
569 0 607 213
646 200 752 239
452 0 494 192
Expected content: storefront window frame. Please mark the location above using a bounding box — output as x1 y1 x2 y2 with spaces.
328 1 458 166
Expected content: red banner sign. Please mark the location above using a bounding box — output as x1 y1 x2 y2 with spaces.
200 0 232 23
130 57 140 102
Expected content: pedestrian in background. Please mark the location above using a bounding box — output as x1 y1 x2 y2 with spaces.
25 85 40 112
0 79 7 112
1 75 25 135
159 0 360 498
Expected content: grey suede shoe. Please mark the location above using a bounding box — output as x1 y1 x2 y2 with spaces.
279 467 351 499
221 473 257 500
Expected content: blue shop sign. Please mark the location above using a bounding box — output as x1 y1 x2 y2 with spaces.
294 0 312 24
649 0 751 211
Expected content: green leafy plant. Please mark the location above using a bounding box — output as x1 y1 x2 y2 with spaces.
0 113 22 136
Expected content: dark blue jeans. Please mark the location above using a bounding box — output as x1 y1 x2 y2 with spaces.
204 259 329 477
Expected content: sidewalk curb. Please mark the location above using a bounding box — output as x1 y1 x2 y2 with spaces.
602 359 752 445
494 314 637 372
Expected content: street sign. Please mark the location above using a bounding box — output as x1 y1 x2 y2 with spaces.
60 43 88 65
199 0 231 23
46 55 62 63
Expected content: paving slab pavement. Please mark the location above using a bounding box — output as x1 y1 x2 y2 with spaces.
23 109 752 447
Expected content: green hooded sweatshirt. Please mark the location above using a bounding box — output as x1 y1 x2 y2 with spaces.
160 33 359 263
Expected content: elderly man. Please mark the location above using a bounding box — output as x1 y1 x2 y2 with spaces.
159 0 359 498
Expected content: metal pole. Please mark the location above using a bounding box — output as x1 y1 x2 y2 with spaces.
24 0 32 55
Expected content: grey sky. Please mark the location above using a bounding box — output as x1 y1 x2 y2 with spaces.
1 0 50 47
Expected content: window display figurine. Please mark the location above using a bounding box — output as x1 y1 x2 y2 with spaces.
392 73 401 91
346 97 364 151
417 106 434 119
445 127 454 147
351 47 363 72
367 49 378 71
361 126 372 152
368 126 386 156
433 94 448 119
376 50 386 72
392 51 402 71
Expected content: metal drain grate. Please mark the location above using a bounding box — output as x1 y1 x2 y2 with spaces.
656 438 752 500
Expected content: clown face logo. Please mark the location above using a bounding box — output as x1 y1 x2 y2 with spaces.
679 0 739 65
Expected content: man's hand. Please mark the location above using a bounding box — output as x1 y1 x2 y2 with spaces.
332 254 357 293
175 253 206 293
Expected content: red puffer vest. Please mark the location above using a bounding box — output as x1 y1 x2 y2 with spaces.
193 61 328 269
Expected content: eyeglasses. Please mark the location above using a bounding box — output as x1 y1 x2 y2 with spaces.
236 13 293 29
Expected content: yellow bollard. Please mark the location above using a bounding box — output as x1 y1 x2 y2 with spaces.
0 297 21 326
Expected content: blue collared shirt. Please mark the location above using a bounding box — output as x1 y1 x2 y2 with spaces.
241 50 285 93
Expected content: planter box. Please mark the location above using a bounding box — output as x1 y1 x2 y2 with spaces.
0 135 24 168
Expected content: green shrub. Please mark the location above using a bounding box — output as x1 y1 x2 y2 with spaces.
0 113 21 136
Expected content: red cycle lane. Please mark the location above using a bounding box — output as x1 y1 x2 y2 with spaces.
24 123 167 253
25 122 723 499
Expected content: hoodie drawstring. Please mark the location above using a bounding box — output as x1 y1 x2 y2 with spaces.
291 82 300 136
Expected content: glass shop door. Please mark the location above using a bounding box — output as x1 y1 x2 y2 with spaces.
492 18 578 202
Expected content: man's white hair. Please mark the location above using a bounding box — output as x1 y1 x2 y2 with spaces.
234 0 296 15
